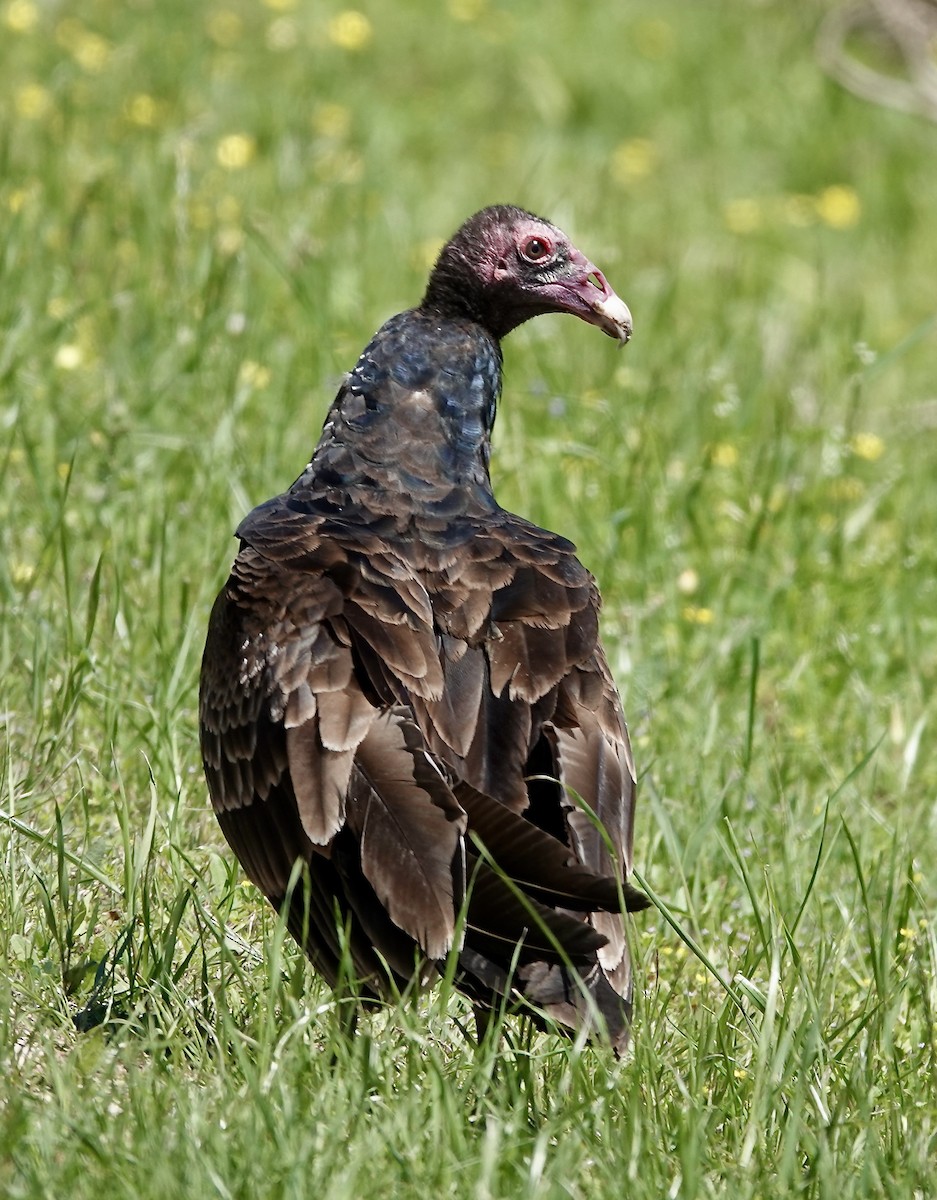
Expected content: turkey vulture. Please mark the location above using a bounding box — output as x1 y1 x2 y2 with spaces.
200 205 648 1051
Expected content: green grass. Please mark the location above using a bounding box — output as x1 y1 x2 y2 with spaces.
2 0 936 1195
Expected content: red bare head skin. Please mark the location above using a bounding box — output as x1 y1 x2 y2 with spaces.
422 205 632 344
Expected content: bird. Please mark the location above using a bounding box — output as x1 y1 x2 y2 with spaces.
199 204 648 1052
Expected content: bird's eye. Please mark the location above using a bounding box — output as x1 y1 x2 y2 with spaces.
520 235 554 263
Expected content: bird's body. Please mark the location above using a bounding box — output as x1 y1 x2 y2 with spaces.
200 206 646 1050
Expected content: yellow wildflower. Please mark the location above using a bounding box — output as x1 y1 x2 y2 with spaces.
54 344 83 370
710 442 739 468
8 187 33 213
682 606 714 625
15 83 52 120
216 133 256 170
327 10 372 51
5 0 38 33
56 20 111 72
724 198 761 235
75 31 110 72
125 93 159 127
816 185 860 229
828 476 865 502
238 360 271 389
312 102 351 139
266 17 299 50
206 10 243 47
610 138 657 185
11 562 36 585
216 227 245 255
848 432 885 462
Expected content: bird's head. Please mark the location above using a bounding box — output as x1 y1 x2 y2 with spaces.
422 205 632 344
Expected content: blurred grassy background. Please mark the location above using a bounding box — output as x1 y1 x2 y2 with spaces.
1 1 936 1196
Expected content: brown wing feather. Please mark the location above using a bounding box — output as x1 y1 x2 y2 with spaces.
547 648 638 880
200 501 644 1047
345 710 466 960
454 780 626 911
462 853 610 964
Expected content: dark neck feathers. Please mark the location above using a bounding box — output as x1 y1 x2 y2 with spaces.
296 310 503 521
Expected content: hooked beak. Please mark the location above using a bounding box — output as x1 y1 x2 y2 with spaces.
564 250 633 345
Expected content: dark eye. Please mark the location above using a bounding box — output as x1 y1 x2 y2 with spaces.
520 235 554 263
